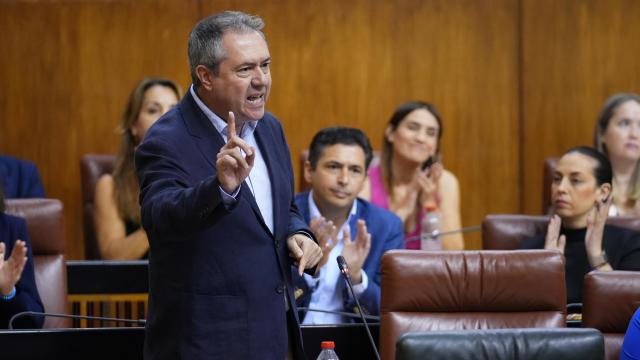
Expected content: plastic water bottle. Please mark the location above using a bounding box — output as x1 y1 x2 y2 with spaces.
316 341 339 360
420 204 442 250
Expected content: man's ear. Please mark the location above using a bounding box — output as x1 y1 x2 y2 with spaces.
303 160 314 184
196 65 214 91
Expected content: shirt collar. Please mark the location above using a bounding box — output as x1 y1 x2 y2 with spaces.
189 84 258 139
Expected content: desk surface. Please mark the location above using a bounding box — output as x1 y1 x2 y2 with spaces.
0 324 379 360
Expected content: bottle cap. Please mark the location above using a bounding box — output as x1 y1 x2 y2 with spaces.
321 341 335 349
424 203 438 212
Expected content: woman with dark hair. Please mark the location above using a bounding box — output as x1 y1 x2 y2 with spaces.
94 78 181 259
0 184 44 329
593 93 640 216
521 146 640 303
360 101 464 250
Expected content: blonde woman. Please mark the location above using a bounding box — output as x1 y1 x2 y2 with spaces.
594 93 640 216
94 78 181 259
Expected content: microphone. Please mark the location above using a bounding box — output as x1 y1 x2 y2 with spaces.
405 224 482 244
9 311 146 330
298 307 380 322
336 256 381 360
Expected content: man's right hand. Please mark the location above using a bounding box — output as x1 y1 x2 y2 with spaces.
0 240 27 296
544 214 566 254
216 111 256 194
309 217 338 269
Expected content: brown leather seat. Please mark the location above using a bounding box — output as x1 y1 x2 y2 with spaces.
380 250 566 360
582 271 640 360
298 149 380 192
5 198 69 328
482 214 640 250
482 214 549 250
80 154 116 259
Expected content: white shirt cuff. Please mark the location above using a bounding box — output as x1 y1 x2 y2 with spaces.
219 185 240 206
351 271 368 295
303 269 322 289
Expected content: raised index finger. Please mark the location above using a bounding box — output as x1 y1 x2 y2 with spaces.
226 111 236 139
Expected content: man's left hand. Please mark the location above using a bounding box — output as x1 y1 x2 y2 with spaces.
341 220 371 284
287 234 322 276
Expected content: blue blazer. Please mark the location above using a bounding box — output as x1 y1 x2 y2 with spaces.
0 213 44 329
0 156 45 198
135 90 313 360
292 192 404 320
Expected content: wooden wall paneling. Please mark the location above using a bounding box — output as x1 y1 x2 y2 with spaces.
521 0 640 215
200 0 521 249
0 0 200 258
1 0 521 255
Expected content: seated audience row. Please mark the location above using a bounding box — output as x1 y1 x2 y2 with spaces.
3 77 640 334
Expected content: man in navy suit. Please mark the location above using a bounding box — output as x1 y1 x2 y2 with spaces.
135 11 322 360
293 127 404 324
0 156 45 199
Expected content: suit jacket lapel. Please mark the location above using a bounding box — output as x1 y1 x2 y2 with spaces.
181 91 224 169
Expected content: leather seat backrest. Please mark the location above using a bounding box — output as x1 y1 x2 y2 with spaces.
80 154 115 259
482 214 640 250
380 250 566 360
482 214 549 250
582 271 640 360
5 198 69 328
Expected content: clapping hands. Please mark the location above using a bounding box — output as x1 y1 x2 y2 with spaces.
417 162 442 208
308 217 371 284
0 240 27 296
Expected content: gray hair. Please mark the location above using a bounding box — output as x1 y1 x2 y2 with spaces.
188 11 265 87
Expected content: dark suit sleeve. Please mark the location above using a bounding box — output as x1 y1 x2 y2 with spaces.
342 212 404 317
23 162 45 198
0 218 44 329
135 136 229 238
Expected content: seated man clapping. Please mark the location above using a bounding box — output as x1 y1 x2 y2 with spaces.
292 127 404 324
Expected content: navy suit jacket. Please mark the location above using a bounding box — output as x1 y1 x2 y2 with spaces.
0 213 44 329
0 156 45 198
135 91 312 360
292 192 404 321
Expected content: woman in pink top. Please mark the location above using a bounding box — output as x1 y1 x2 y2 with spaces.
360 101 464 250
